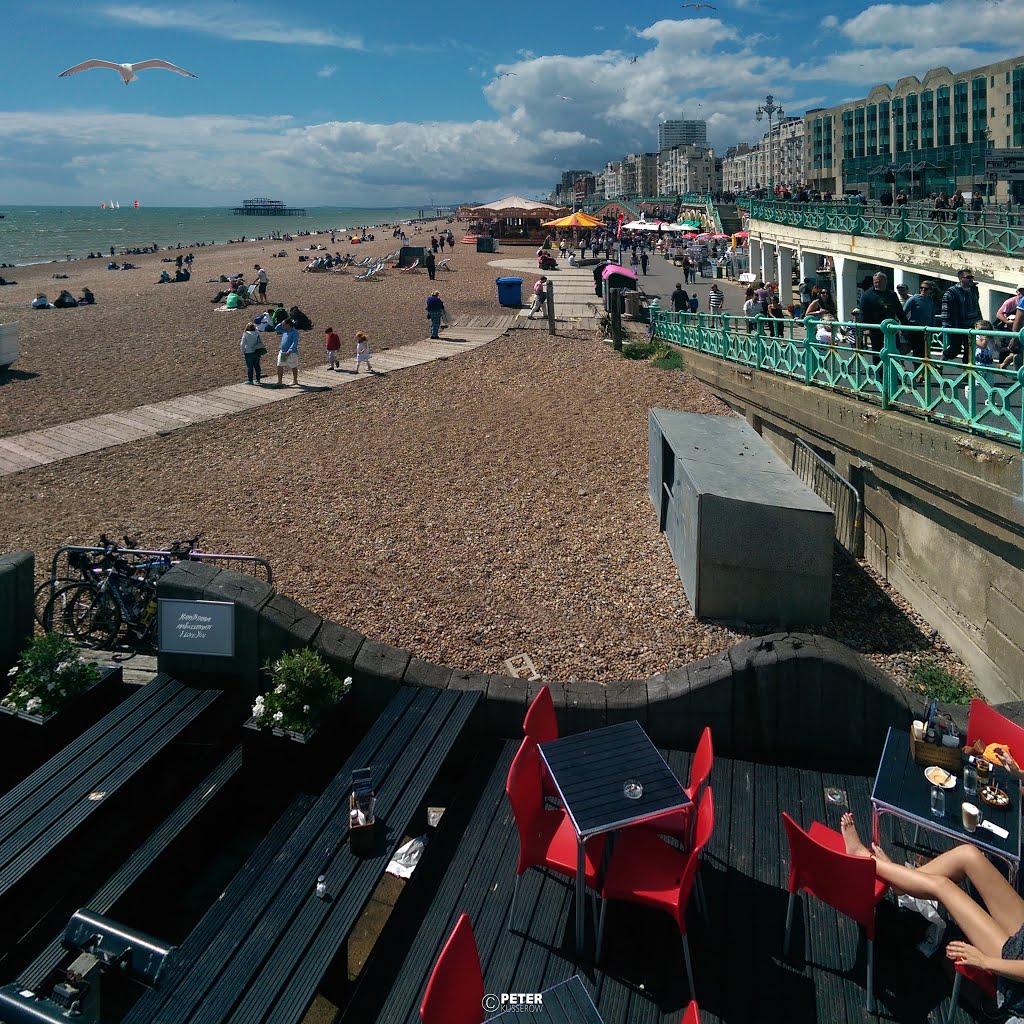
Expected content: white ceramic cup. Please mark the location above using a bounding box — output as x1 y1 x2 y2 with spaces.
962 802 981 832
912 720 926 741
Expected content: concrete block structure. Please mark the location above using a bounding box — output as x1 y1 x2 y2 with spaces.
649 409 834 626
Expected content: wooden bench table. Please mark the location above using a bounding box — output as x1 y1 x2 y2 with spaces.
123 684 479 1024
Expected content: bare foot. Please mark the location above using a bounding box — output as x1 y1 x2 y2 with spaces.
840 812 872 858
871 843 893 865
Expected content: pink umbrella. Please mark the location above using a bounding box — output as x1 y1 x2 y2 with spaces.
696 232 713 239
734 230 749 238
711 233 731 240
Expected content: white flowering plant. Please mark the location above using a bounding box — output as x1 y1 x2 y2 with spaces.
251 648 351 736
4 632 101 718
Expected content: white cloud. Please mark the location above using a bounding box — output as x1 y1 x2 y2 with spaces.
821 14 839 28
841 0 1024 46
317 65 338 78
97 4 364 49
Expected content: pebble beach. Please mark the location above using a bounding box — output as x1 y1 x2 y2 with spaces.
0 225 972 691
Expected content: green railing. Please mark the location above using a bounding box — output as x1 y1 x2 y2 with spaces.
651 305 1024 449
739 199 1024 257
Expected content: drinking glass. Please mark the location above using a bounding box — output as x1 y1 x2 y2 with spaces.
964 762 978 796
931 785 945 817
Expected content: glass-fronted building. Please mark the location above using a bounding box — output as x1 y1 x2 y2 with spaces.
804 56 1024 201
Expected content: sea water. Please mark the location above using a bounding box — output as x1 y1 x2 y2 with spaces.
0 205 433 266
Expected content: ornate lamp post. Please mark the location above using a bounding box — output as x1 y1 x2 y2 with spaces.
756 94 785 198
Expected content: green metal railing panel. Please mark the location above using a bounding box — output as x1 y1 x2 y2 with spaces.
650 301 1024 449
738 198 1024 257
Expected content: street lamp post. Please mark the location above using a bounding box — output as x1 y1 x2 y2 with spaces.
756 94 785 199
982 126 993 205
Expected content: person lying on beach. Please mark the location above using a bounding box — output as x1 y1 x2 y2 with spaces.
840 813 1024 1017
0 277 17 286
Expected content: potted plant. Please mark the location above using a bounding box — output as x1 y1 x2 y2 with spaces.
0 633 124 774
248 648 352 741
243 648 353 789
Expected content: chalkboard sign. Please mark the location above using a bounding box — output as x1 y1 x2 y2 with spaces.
158 599 235 657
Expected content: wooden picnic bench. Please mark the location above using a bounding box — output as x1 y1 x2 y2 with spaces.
0 673 223 966
122 684 479 1024
18 745 248 992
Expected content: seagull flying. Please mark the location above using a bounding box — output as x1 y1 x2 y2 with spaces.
629 55 638 63
557 95 574 101
681 3 716 8
58 59 198 85
498 71 518 78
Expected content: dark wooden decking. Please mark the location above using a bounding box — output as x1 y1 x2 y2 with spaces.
346 741 983 1024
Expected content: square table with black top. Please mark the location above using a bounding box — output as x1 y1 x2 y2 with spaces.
485 975 603 1022
539 720 691 957
871 726 1021 885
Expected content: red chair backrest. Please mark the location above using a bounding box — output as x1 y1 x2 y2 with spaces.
966 698 1024 768
680 1001 701 1024
420 912 484 1024
781 813 879 937
507 737 544 876
523 685 558 745
687 727 714 798
674 788 714 929
955 960 997 999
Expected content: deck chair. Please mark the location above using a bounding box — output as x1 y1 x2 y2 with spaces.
244 283 259 302
436 258 452 271
401 259 420 273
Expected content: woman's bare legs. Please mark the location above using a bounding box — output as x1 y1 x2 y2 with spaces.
840 813 1023 957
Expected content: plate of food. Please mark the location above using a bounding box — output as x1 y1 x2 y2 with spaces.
925 766 957 789
979 784 1010 809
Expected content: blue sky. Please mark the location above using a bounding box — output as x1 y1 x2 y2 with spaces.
3 0 1024 206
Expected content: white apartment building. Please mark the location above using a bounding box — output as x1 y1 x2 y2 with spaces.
657 145 722 195
618 153 659 197
721 118 804 191
601 161 622 198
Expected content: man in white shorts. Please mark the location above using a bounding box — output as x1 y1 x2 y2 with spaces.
275 318 300 387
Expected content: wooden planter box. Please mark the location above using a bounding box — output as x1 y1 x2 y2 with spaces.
242 697 352 793
0 665 125 784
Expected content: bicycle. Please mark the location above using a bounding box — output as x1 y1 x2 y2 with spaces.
42 534 202 649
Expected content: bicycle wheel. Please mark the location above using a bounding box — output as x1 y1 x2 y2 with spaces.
63 584 123 647
40 581 83 635
35 578 80 629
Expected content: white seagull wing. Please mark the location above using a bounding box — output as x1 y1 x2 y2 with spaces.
58 59 125 77
129 59 198 78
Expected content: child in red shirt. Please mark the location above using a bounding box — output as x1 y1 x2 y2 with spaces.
325 327 341 371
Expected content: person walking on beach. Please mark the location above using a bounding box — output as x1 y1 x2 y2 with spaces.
528 276 548 319
240 322 264 385
253 264 268 302
430 235 439 254
446 230 455 250
424 248 436 280
275 318 300 387
325 326 341 371
353 331 374 373
640 251 649 275
426 291 447 338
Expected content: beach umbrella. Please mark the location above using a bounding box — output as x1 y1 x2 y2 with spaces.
696 232 713 240
541 212 604 229
711 233 731 240
734 230 749 238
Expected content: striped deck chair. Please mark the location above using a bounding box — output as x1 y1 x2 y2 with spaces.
436 258 452 271
400 259 420 273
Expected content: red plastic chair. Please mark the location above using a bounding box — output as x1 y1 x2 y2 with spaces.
966 698 1024 768
596 788 715 1001
945 961 997 1024
523 685 558 745
420 912 484 1024
781 813 890 1013
505 737 605 932
680 1001 701 1024
523 685 560 802
634 726 714 841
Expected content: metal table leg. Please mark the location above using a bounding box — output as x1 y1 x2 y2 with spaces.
576 841 585 957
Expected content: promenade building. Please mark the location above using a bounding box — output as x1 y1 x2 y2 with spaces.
617 152 659 197
722 118 804 192
657 144 722 195
804 55 1024 201
657 118 708 150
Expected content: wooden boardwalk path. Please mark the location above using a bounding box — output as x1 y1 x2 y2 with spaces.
345 741 977 1024
0 326 507 477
